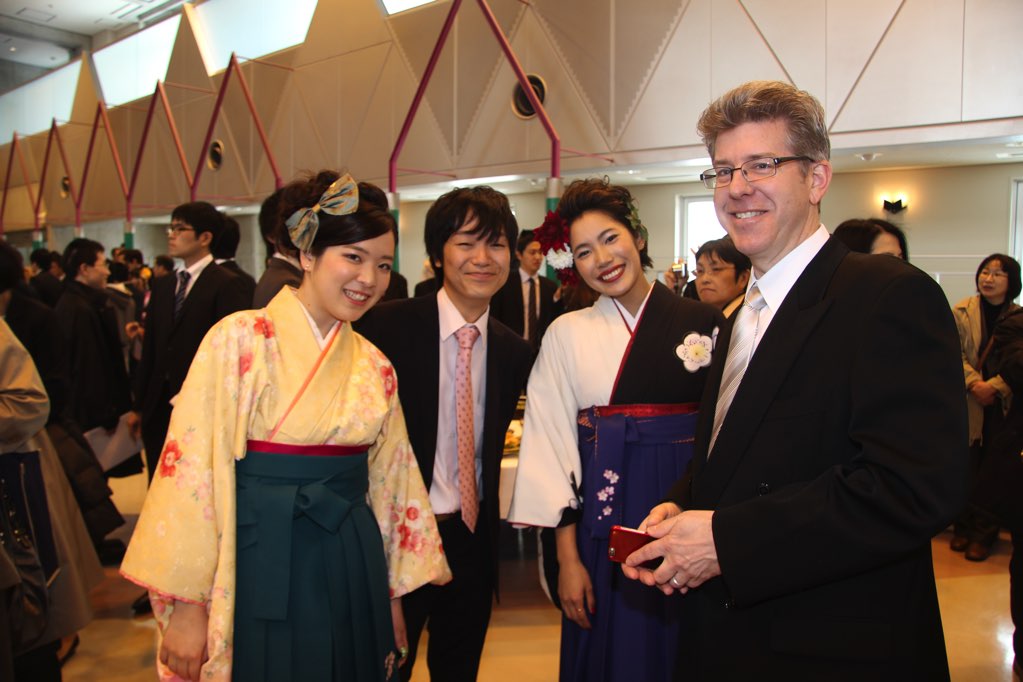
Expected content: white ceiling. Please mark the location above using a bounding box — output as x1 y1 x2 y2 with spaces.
2 0 1021 202
0 0 165 37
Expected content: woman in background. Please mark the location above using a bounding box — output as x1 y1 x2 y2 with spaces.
508 178 722 682
121 172 450 682
833 217 908 260
950 253 1022 561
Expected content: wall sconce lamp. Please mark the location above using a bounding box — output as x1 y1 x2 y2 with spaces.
881 194 908 215
882 198 906 214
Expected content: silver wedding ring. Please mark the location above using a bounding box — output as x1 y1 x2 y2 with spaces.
669 575 683 589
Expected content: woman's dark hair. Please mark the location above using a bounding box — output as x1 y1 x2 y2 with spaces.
108 261 130 284
276 170 396 257
424 186 516 284
976 253 1022 302
833 218 909 261
63 238 105 280
154 255 175 272
832 219 880 254
29 247 52 271
557 178 653 269
870 218 909 261
695 236 751 278
0 239 25 294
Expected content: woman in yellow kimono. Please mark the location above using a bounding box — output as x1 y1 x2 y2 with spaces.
121 172 451 682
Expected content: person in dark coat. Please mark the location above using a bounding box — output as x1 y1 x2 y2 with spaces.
28 248 63 308
212 215 256 305
0 240 124 554
253 188 302 308
54 239 134 435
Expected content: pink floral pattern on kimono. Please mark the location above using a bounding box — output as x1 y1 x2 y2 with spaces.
120 289 450 682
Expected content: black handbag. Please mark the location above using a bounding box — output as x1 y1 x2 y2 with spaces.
0 471 50 653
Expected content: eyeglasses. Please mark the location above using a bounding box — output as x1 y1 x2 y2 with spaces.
167 222 194 236
694 264 736 277
979 269 1008 279
700 156 814 189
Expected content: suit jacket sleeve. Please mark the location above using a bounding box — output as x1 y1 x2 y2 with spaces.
710 268 967 606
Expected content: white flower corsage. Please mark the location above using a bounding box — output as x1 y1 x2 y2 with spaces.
545 245 573 270
675 332 713 372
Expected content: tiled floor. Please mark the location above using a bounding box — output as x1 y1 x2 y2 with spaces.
62 474 1018 681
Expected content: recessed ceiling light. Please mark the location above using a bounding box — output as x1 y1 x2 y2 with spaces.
8 47 16 52
856 152 881 162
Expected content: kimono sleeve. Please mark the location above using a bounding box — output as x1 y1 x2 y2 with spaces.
0 321 49 450
120 313 257 605
506 321 582 528
365 352 451 597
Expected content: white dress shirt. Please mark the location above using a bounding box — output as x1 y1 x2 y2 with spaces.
745 225 829 355
520 267 539 340
177 253 214 299
431 287 488 514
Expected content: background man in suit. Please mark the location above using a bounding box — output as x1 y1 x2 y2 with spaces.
253 188 302 308
490 228 560 351
28 248 63 307
127 201 247 482
212 214 257 305
357 186 532 681
624 81 967 679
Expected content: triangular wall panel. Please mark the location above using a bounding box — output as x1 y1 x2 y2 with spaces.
294 0 391 68
710 0 789 97
259 75 334 187
532 0 612 137
291 42 392 169
458 9 610 177
390 2 457 156
742 0 825 99
613 0 688 141
453 0 524 153
962 0 1023 121
825 0 904 127
349 47 454 187
618 0 710 153
832 0 963 132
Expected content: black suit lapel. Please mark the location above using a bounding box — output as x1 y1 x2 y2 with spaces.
416 295 442 487
696 239 846 504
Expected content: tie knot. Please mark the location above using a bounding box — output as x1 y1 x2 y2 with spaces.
455 325 480 350
178 270 191 286
745 284 766 311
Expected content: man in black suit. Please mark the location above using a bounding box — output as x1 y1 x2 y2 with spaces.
253 188 302 308
490 228 559 351
127 202 247 481
357 186 532 681
624 81 966 680
212 215 256 305
28 248 63 307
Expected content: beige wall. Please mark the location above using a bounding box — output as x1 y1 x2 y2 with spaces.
394 162 1023 306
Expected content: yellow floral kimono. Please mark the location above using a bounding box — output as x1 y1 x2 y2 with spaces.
121 288 450 681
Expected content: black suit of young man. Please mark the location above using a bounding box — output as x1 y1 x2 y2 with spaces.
489 269 560 349
357 292 532 681
666 239 967 680
135 263 247 479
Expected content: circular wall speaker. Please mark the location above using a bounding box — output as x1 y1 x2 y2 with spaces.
207 140 224 170
59 176 71 199
511 74 547 119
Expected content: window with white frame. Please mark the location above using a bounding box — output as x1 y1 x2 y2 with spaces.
675 195 725 279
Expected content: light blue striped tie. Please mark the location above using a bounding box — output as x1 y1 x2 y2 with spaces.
708 284 766 455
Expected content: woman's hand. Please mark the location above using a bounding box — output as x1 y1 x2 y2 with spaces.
159 600 209 682
558 557 595 629
391 598 409 667
555 524 595 629
970 380 998 407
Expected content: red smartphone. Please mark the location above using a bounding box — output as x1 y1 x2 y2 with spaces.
608 525 662 569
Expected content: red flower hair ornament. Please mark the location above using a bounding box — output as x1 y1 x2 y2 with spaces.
533 210 578 286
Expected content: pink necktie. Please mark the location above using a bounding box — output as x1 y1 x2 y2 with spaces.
454 325 481 532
